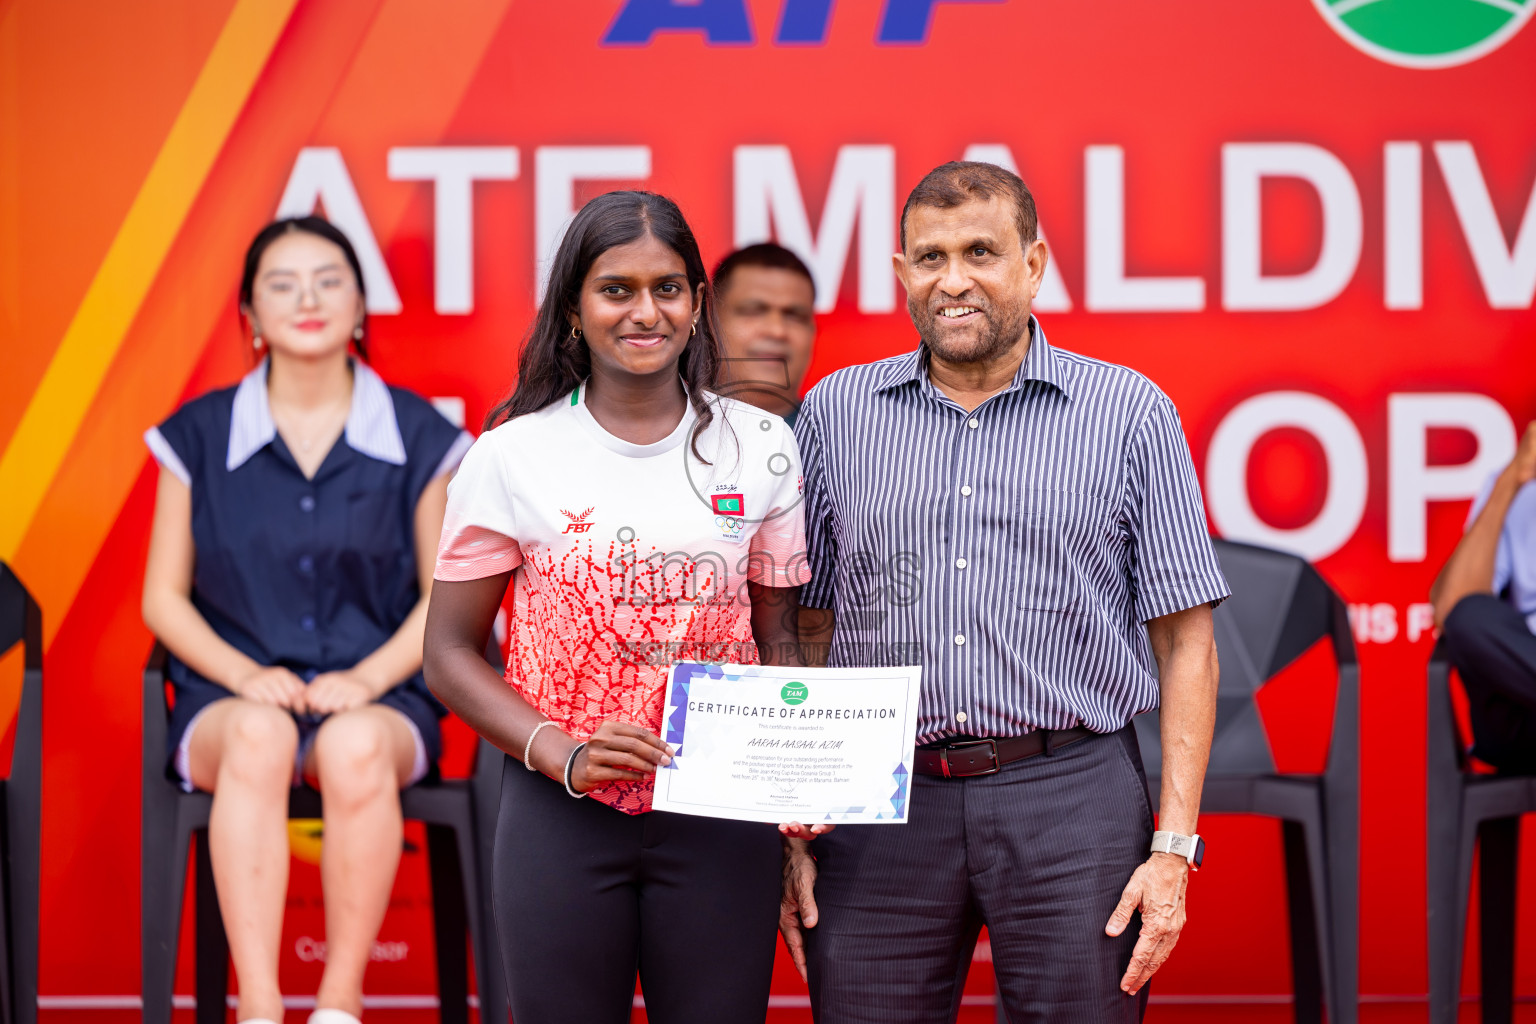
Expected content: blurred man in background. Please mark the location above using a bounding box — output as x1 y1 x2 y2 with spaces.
1432 422 1536 774
712 243 817 426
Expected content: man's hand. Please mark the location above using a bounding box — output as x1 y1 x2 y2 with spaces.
780 837 819 983
1105 852 1190 994
1510 421 1536 486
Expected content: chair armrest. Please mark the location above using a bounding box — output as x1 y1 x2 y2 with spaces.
143 643 171 784
1328 591 1360 667
15 579 42 779
0 562 44 785
0 563 41 1024
0 560 44 792
19 582 41 673
1426 639 1467 777
0 563 42 779
1324 589 1361 788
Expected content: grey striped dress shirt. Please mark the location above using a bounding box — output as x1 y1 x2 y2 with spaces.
796 317 1230 744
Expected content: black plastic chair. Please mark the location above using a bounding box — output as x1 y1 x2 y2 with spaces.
141 643 507 1024
1426 640 1536 1024
0 564 40 1024
1132 538 1359 1024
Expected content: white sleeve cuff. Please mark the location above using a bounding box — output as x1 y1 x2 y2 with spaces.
144 426 192 487
433 430 475 481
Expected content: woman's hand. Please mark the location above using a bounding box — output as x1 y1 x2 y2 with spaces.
570 721 673 792
305 670 378 715
231 665 309 709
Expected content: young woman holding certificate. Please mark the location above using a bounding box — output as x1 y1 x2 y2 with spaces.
423 191 812 1024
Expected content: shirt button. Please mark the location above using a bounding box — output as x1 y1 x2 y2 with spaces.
961 485 973 497
299 615 316 632
968 418 979 429
956 711 969 724
299 495 316 512
298 555 314 573
954 634 966 646
956 557 968 569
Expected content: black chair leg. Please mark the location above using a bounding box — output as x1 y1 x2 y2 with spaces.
427 824 470 1024
7 766 39 1024
446 815 501 1024
0 802 14 1024
1478 817 1519 1024
1281 819 1325 1024
1428 801 1479 1024
195 831 230 1024
144 813 196 1024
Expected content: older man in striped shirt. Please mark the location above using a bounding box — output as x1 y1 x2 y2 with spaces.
780 162 1229 1024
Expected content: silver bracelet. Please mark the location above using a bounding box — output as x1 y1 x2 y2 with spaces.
563 741 589 799
523 720 560 771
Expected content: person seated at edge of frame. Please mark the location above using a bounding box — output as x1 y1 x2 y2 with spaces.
711 242 817 427
140 216 472 1024
1430 419 1536 774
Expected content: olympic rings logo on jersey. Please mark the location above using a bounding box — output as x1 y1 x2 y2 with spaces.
714 514 747 542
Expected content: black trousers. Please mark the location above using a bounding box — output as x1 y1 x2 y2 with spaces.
1443 593 1536 774
493 759 782 1024
804 726 1153 1024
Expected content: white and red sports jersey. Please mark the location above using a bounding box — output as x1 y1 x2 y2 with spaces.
435 384 810 813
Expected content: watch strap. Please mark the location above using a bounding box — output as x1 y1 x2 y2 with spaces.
1150 830 1202 869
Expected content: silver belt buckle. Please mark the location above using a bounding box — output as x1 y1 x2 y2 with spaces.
944 738 1000 777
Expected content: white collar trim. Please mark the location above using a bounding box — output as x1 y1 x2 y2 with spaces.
226 359 407 471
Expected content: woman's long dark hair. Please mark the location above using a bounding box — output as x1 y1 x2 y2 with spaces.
239 215 371 361
485 191 720 457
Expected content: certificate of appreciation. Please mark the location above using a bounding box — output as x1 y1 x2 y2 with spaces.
651 662 922 824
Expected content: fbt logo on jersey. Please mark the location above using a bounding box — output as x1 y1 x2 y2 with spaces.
602 0 1006 46
561 508 595 534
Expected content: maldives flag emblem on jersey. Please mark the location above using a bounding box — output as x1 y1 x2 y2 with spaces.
711 493 745 516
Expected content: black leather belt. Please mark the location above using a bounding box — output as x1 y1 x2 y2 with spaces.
913 727 1095 778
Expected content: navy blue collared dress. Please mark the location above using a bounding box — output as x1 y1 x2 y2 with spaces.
145 360 472 783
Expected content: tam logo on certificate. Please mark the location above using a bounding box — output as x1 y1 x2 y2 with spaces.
653 662 922 824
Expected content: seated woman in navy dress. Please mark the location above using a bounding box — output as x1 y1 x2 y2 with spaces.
141 216 470 1024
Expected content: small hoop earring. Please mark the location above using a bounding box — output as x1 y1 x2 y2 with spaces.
690 321 697 338
570 325 583 340
353 325 364 341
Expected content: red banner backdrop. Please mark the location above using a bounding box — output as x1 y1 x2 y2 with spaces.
3 0 1535 1013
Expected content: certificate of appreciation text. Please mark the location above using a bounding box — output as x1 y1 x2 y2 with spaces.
651 662 922 824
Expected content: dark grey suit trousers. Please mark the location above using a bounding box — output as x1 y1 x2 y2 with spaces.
1443 593 1536 773
804 725 1154 1024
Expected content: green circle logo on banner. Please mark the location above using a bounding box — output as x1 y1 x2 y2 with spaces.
1312 0 1534 67
780 681 809 706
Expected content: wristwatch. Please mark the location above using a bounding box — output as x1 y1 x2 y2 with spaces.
1150 830 1204 871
